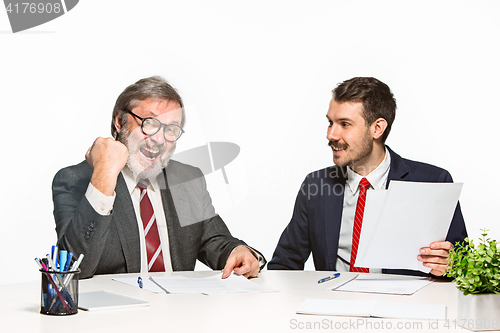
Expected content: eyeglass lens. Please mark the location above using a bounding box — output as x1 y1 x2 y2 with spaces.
142 118 182 141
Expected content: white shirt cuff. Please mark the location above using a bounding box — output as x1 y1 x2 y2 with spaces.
85 182 116 215
231 245 266 270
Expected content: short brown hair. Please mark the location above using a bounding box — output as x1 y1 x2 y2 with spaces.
332 77 396 142
111 76 185 139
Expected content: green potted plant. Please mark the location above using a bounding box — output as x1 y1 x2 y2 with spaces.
445 229 500 331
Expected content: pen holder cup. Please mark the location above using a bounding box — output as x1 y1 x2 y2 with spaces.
40 269 80 315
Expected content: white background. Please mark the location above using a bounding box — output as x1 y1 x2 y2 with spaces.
1 0 499 285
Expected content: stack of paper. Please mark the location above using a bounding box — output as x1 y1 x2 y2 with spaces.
297 299 446 320
79 291 149 311
330 274 433 295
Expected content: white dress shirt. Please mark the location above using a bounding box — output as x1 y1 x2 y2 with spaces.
85 167 172 273
335 148 391 273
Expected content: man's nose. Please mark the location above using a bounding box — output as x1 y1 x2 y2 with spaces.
147 128 166 144
326 124 340 141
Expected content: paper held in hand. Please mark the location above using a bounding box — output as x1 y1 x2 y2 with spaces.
354 181 463 273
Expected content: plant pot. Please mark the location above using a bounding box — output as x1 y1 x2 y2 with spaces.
457 290 500 331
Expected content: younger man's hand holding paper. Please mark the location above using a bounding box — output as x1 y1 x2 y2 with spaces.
418 241 452 276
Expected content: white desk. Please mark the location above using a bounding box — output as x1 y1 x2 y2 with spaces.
1 270 487 332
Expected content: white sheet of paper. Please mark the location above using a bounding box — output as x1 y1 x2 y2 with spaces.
355 181 463 272
371 301 446 320
113 276 168 293
331 274 433 295
297 299 446 320
78 290 149 311
113 273 276 294
297 299 374 317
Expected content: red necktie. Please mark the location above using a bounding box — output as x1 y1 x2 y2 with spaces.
137 180 165 272
350 177 370 273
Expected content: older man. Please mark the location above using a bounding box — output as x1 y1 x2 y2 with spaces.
53 76 264 279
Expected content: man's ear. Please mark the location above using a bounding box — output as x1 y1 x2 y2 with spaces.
115 114 122 134
371 118 388 140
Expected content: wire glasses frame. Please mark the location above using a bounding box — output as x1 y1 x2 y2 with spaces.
122 108 185 142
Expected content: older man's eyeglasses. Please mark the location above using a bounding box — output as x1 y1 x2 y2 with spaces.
122 109 184 142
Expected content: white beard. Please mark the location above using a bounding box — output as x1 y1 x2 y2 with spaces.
119 127 175 180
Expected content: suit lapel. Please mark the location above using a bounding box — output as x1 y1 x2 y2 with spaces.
160 168 184 271
386 146 409 186
113 173 141 273
324 166 347 270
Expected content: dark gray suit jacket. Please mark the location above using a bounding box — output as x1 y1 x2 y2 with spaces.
53 160 253 279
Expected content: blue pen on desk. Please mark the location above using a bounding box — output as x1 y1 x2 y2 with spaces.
318 273 340 284
137 277 143 288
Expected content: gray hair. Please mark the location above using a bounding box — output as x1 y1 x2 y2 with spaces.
111 76 185 139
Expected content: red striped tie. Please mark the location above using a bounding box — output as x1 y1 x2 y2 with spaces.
350 177 370 273
137 180 165 272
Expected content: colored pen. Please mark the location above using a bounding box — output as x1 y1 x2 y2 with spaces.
318 273 340 284
46 255 66 286
34 258 43 270
59 250 68 273
64 252 73 271
63 254 84 285
72 253 84 271
38 258 49 271
46 254 56 271
51 245 59 270
149 276 170 294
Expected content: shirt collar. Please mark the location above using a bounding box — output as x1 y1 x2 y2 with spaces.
122 166 161 194
346 147 391 194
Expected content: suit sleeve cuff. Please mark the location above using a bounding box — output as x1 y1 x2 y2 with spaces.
85 182 116 216
230 245 267 271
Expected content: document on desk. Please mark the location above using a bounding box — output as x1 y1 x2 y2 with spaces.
113 273 277 295
330 274 433 295
79 291 149 311
297 299 446 320
354 181 463 273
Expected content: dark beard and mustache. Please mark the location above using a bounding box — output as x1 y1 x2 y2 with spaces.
328 140 348 151
327 133 373 169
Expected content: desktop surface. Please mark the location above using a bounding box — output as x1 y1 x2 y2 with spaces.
1 270 482 333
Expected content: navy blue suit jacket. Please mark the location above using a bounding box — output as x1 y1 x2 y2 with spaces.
268 147 467 276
